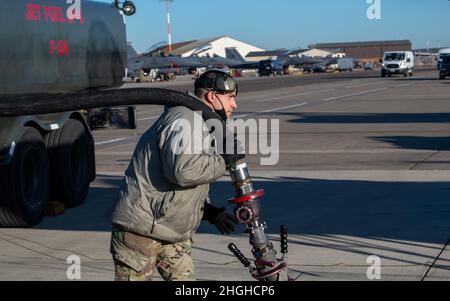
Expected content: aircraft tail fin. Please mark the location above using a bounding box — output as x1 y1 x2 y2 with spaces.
225 48 246 62
127 43 139 59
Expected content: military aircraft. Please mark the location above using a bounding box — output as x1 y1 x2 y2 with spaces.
127 43 327 77
189 54 248 68
127 44 204 76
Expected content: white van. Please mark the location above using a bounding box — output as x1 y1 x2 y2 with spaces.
438 48 450 70
381 51 414 77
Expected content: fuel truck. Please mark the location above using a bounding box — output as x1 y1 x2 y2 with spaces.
0 0 137 227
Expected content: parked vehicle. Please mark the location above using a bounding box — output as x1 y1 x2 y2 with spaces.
438 48 450 70
302 64 314 73
327 59 339 72
439 54 450 80
311 62 329 73
381 51 415 77
259 60 284 76
363 63 374 71
337 58 354 72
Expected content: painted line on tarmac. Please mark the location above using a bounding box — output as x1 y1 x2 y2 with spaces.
96 151 134 156
96 172 125 177
323 87 389 102
395 81 429 88
323 81 430 102
94 136 141 147
137 109 162 116
255 89 335 103
344 81 387 89
137 115 160 122
94 138 127 146
268 149 433 154
243 78 377 102
240 78 373 102
236 102 309 118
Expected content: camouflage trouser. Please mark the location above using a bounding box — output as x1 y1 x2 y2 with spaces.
110 228 195 281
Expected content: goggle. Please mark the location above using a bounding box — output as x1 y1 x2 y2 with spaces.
195 70 238 95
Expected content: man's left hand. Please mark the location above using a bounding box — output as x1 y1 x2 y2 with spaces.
203 204 236 235
213 208 236 234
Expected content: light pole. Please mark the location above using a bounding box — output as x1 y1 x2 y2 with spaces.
157 0 175 78
165 0 173 55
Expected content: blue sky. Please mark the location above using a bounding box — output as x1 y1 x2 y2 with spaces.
101 0 450 54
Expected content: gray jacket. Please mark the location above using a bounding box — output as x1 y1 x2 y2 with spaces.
111 104 227 243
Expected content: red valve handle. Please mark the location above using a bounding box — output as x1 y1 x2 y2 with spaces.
228 189 265 204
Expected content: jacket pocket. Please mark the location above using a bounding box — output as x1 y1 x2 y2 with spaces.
153 190 176 219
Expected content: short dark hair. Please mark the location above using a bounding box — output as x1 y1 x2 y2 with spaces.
194 87 209 99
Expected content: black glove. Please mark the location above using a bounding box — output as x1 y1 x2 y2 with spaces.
221 133 245 167
203 203 236 235
221 153 245 167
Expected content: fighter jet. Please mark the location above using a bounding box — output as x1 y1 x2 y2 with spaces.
283 56 326 66
188 54 245 68
127 44 204 75
185 47 263 70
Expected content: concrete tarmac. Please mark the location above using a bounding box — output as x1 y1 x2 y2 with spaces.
1 68 450 281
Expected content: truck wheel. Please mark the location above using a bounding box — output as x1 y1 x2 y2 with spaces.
0 127 50 227
381 70 386 77
45 119 93 208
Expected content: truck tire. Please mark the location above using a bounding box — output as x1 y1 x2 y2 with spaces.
45 119 93 208
381 70 386 77
0 127 50 227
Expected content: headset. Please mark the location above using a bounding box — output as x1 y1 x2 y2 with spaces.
194 69 238 95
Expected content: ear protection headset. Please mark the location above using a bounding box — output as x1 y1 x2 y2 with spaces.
194 69 238 95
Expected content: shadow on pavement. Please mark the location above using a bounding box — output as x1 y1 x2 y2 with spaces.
282 112 450 124
36 175 450 248
371 136 450 151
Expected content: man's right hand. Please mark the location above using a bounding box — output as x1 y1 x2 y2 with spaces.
221 134 245 167
221 153 245 167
